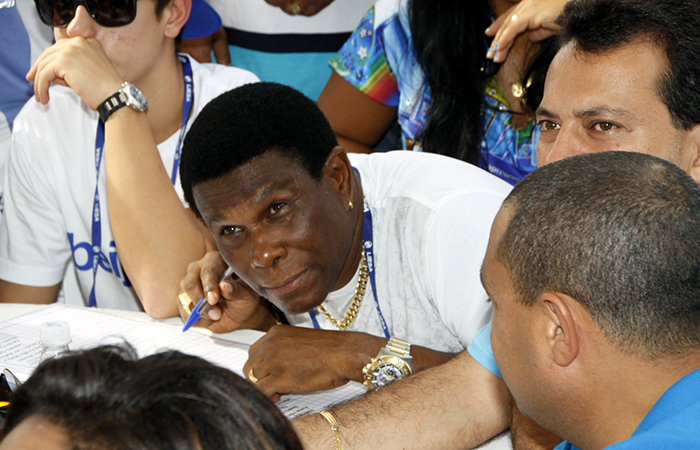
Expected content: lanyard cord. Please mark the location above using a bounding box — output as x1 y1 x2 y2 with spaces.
88 56 194 307
310 169 390 338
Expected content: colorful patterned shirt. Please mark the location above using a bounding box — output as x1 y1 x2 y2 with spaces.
330 0 538 185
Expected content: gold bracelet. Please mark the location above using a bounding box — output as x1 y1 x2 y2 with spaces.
318 410 343 450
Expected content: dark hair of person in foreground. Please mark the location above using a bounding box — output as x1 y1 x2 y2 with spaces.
0 345 303 450
499 151 700 358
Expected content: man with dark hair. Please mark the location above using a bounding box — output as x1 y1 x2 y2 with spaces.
485 152 700 449
295 0 700 448
0 0 258 315
471 0 700 379
177 82 512 444
536 0 700 178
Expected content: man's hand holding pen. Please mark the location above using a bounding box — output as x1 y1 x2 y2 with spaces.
177 251 277 333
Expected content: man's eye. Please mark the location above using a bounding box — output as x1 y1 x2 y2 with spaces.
537 120 560 132
270 202 286 215
592 122 618 132
221 226 242 237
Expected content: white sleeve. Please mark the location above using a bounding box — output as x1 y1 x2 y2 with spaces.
427 190 504 347
0 132 70 286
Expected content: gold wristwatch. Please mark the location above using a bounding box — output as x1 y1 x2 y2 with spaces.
363 337 413 390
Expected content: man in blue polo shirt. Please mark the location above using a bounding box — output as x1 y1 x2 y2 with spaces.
468 0 700 446
483 151 700 449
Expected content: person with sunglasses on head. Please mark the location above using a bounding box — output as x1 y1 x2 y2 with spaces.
0 0 258 315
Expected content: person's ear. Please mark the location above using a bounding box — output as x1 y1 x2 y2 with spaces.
682 124 700 185
538 292 580 367
163 0 191 39
322 146 355 211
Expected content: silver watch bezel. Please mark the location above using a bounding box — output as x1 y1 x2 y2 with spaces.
120 82 148 112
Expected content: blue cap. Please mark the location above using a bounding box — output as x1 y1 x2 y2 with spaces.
181 0 222 40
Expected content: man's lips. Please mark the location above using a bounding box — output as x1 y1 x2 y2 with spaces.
262 269 308 297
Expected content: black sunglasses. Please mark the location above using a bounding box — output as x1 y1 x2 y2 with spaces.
34 0 137 28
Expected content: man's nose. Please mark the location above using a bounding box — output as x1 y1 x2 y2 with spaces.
250 230 287 269
65 5 99 38
537 128 585 167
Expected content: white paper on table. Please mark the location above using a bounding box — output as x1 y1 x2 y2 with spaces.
0 303 366 418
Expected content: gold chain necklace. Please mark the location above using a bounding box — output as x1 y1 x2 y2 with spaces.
317 248 368 331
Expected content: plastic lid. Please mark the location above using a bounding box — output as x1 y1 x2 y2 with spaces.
40 321 72 346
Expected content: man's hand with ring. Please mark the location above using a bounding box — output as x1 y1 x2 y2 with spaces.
248 368 260 383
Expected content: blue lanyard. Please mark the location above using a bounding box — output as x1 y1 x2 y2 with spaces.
310 169 391 338
88 56 194 307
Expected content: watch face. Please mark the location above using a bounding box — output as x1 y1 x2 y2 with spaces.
123 83 148 111
371 363 406 390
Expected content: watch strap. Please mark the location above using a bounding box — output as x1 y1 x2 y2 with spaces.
385 337 411 357
97 91 128 122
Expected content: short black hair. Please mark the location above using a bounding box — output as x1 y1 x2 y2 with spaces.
155 0 170 16
180 82 338 217
498 152 700 359
0 345 302 449
554 0 700 130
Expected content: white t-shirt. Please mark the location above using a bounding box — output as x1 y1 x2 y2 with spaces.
0 55 259 311
287 152 512 352
0 0 53 203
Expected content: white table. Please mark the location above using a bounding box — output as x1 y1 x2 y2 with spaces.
0 303 513 449
0 303 264 346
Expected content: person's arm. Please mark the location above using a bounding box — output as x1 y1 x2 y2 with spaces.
0 105 71 305
27 29 213 316
316 3 400 153
294 350 510 449
0 281 60 304
317 72 398 154
179 27 231 65
177 250 278 331
178 251 456 399
511 398 563 450
243 326 457 402
103 106 215 318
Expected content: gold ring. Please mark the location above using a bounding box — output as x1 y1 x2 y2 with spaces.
289 1 302 15
178 292 195 313
248 368 259 383
511 13 518 21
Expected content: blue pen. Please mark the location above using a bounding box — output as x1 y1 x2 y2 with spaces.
182 267 235 332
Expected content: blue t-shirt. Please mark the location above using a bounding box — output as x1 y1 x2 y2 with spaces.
557 368 700 449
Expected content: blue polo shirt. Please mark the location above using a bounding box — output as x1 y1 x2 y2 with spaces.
467 323 502 378
557 367 700 449
468 324 700 449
